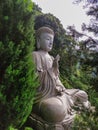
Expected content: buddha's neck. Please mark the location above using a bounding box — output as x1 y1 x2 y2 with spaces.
39 50 49 55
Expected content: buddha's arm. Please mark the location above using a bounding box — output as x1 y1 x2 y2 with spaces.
52 55 67 94
52 55 60 77
33 51 63 86
33 51 54 82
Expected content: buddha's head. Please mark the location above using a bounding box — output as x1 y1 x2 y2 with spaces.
36 26 54 52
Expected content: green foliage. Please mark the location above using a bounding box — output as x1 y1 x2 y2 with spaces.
8 126 18 130
73 109 98 130
7 126 33 130
33 3 42 16
0 0 38 129
24 127 33 130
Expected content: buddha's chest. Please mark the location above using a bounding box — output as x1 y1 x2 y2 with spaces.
42 55 53 70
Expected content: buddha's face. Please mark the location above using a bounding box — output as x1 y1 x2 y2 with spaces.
38 32 54 52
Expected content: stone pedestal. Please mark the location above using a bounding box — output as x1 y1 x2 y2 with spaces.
29 113 75 130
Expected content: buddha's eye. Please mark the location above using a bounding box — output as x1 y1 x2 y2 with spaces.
46 38 50 40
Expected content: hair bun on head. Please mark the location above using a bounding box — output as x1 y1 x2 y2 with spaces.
36 26 54 37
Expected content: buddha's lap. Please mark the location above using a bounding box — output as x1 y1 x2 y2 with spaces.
39 96 68 122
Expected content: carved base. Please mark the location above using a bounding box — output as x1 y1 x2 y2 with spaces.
29 113 75 130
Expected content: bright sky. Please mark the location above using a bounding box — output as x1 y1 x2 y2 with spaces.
32 0 90 31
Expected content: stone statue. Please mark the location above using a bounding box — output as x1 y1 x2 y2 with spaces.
29 26 90 130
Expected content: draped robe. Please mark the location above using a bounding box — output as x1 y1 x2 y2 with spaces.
32 50 88 122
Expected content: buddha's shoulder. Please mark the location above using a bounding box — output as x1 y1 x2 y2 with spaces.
33 51 38 54
32 51 39 57
33 51 54 60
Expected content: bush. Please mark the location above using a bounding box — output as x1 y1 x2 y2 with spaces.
0 0 38 129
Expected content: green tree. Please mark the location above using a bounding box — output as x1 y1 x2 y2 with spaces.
0 0 38 129
72 0 98 91
69 1 98 129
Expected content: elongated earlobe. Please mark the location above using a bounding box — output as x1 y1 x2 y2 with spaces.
37 39 40 49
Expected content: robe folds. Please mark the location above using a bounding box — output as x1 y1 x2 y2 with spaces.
33 51 88 104
32 51 88 122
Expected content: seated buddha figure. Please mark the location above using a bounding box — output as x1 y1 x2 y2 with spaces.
32 26 90 125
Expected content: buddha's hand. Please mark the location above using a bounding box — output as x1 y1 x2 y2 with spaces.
52 54 60 69
56 86 65 95
52 54 60 76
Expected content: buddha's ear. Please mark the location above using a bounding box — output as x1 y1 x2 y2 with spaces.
37 38 40 49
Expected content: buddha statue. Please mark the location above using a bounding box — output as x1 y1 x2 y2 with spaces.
30 26 90 130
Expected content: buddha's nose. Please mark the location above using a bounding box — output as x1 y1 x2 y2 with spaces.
50 42 53 45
